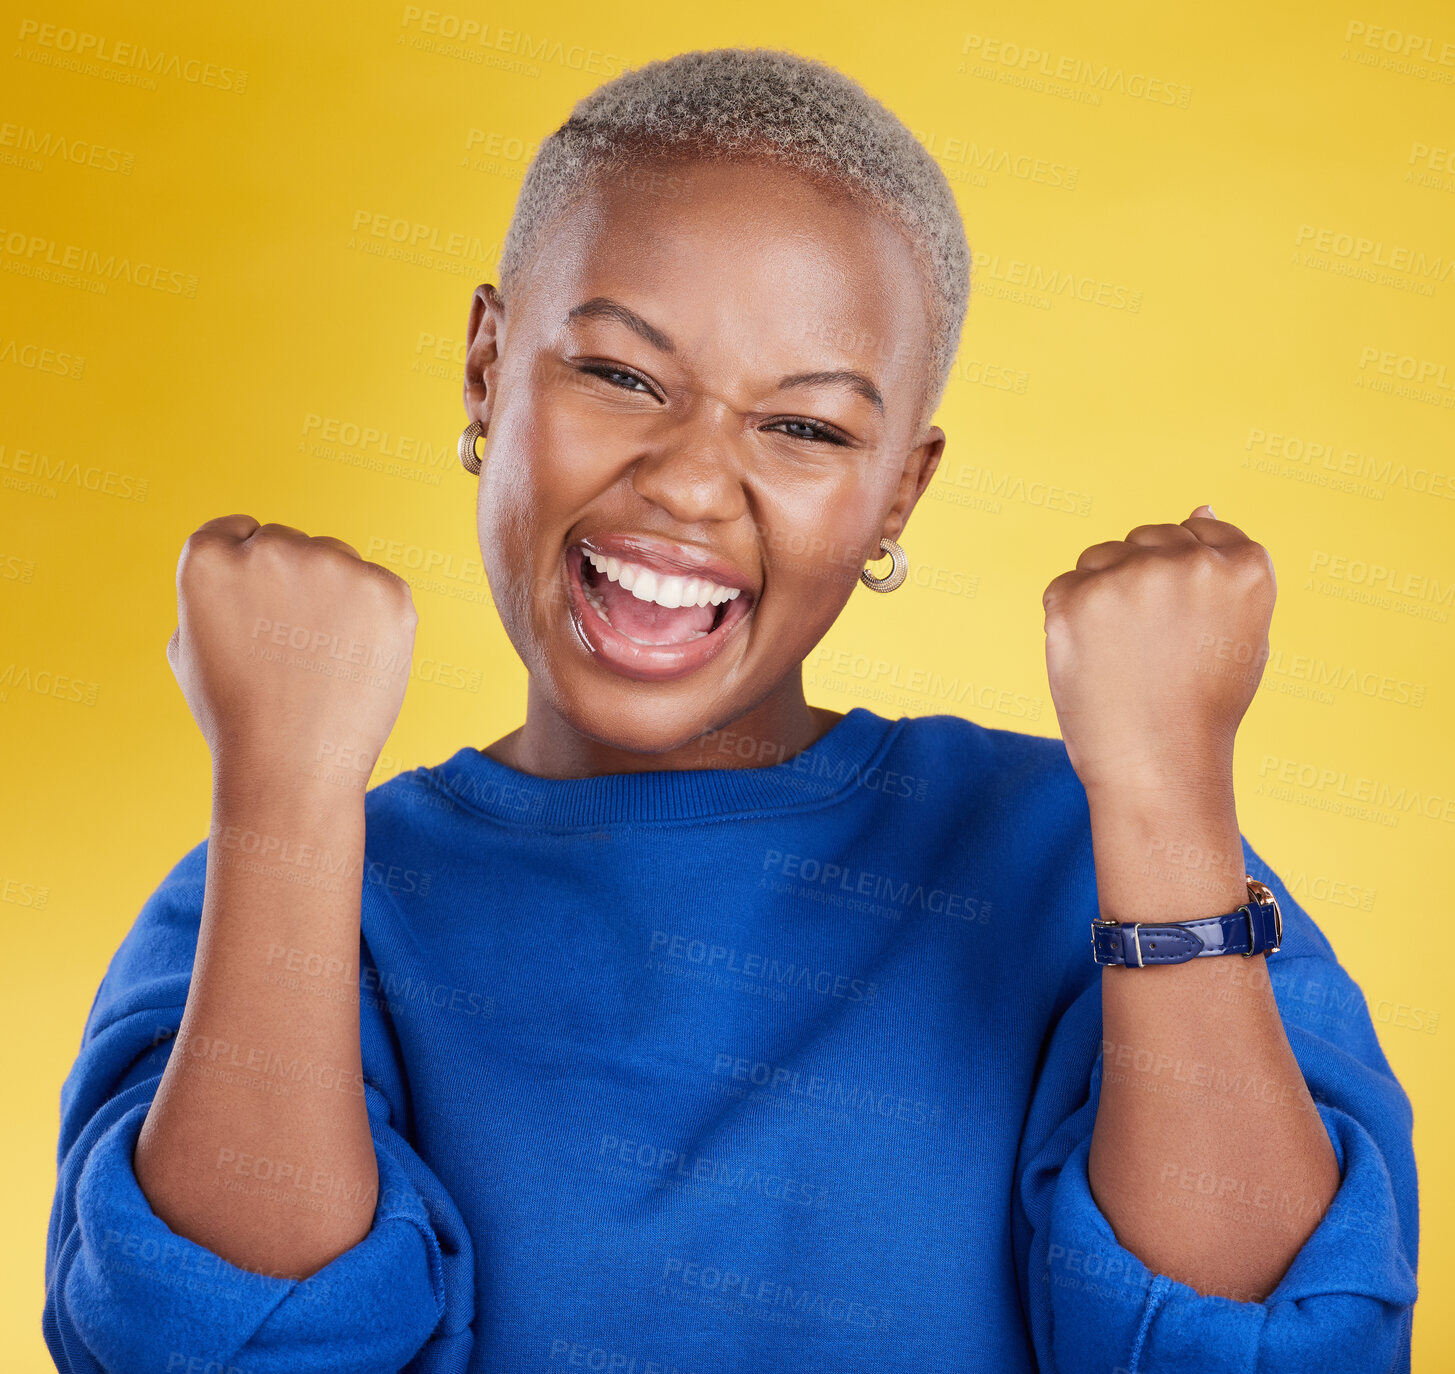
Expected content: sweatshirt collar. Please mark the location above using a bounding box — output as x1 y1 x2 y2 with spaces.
425 706 902 827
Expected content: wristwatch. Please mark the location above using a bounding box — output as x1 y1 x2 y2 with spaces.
1091 876 1283 968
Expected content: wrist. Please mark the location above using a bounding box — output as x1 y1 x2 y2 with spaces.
211 753 370 825
1084 780 1246 925
212 737 379 803
1084 768 1237 827
1079 734 1235 809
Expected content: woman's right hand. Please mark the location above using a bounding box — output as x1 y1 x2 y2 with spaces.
166 514 418 788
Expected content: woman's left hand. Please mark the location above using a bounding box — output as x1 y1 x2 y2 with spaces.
1040 504 1277 800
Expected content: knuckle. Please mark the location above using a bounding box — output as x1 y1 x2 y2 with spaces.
299 538 344 568
1188 544 1221 575
363 558 401 589
1073 540 1116 570
1242 541 1274 573
178 532 229 581
309 533 361 560
251 536 294 571
1080 570 1120 604
1043 571 1085 614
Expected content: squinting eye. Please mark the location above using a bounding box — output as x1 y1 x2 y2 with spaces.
769 418 851 446
580 363 655 394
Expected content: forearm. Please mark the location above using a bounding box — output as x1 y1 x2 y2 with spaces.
1084 777 1339 1302
134 762 377 1280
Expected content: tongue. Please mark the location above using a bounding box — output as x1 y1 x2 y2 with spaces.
596 570 716 645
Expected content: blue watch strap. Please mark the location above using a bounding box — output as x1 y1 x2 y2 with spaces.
1091 877 1283 967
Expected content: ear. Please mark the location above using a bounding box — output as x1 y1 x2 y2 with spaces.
881 425 946 543
463 283 506 431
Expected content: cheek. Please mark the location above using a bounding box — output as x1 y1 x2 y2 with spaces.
478 399 578 538
760 481 880 595
474 398 623 625
500 390 632 516
473 410 546 626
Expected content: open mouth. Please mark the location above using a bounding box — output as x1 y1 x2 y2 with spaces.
562 543 756 681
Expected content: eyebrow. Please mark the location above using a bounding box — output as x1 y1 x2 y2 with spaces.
563 295 885 414
566 296 675 353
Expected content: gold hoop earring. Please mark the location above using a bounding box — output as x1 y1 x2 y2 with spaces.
860 536 907 592
458 419 485 475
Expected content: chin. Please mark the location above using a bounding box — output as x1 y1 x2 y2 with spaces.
543 672 744 758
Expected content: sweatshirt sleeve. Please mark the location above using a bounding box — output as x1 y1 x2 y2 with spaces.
43 839 477 1374
1014 833 1419 1374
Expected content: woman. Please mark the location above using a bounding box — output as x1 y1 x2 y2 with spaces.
45 47 1416 1374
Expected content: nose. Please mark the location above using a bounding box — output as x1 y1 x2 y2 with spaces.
629 393 750 526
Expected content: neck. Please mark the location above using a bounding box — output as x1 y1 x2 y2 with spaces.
483 673 844 780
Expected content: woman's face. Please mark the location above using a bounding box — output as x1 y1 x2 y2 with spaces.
464 154 946 754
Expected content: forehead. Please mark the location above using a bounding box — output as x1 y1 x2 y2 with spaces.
525 156 933 401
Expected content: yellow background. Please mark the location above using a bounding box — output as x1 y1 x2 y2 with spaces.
3 0 1452 1368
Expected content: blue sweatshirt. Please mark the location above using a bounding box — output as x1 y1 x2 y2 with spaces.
44 708 1418 1373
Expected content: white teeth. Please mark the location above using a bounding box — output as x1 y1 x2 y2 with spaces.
582 550 743 612
654 572 682 604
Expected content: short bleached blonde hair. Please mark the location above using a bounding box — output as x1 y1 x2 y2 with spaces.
497 46 971 429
